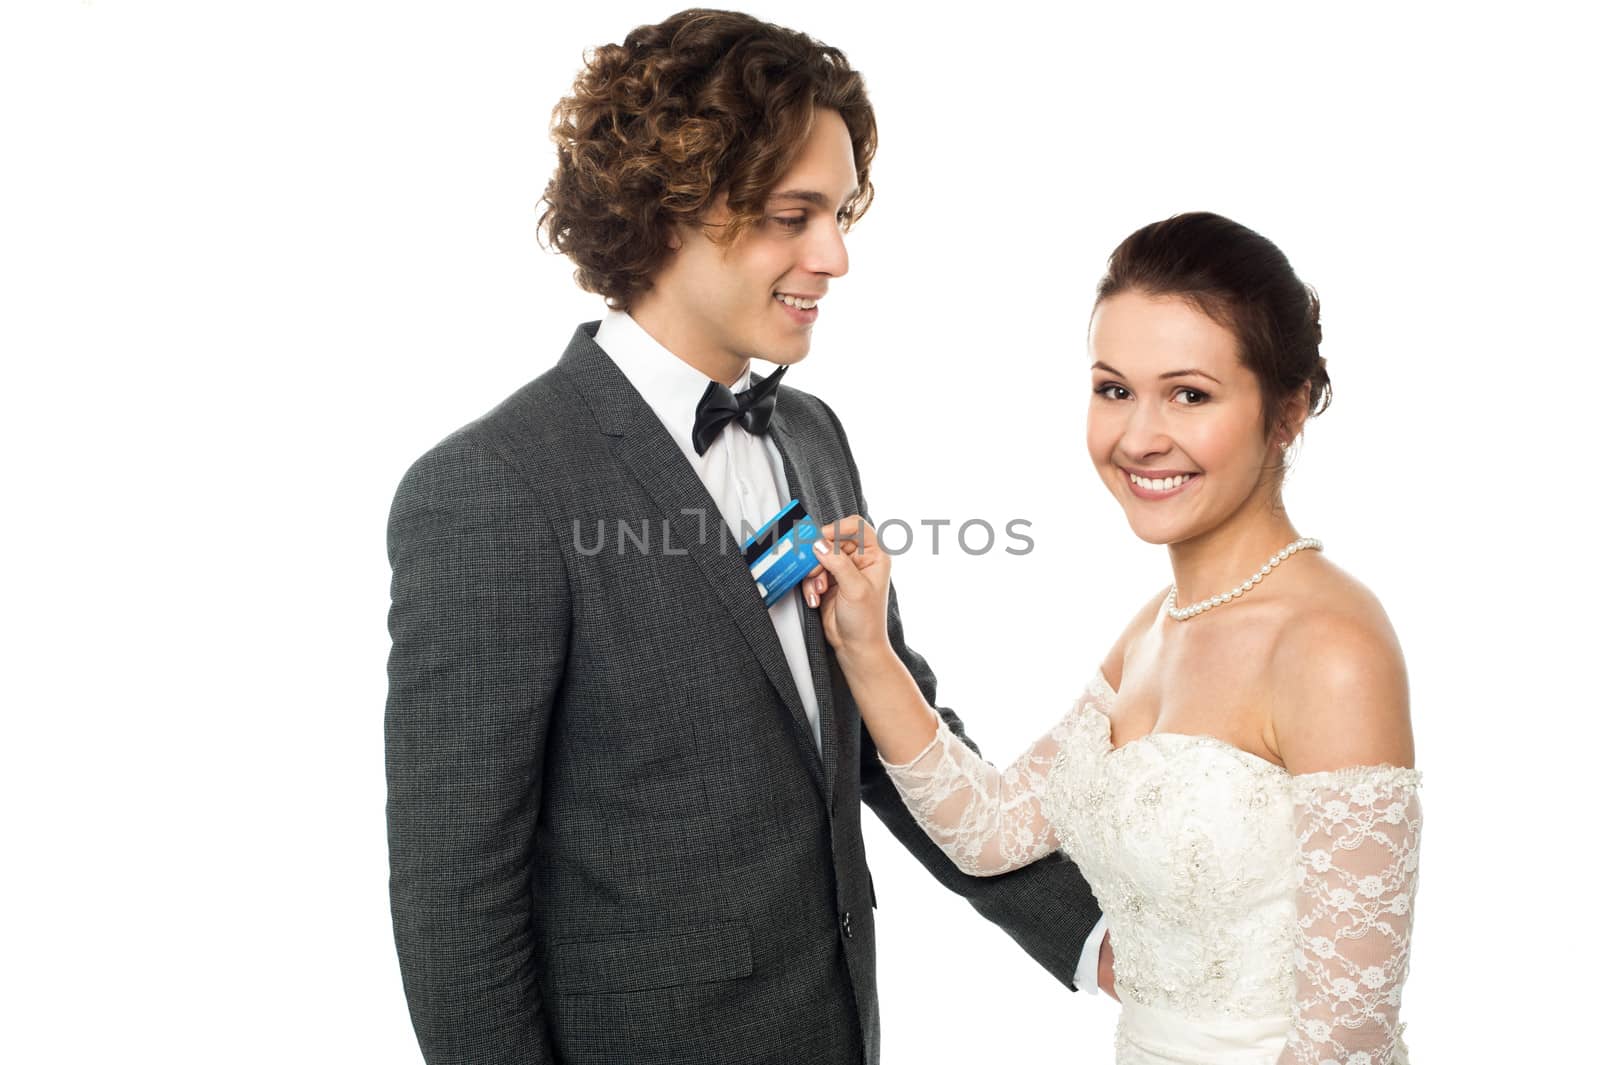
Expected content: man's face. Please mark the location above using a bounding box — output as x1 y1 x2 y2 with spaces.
633 107 858 384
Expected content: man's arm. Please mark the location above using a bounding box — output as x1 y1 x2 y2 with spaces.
385 432 568 1063
815 402 1104 990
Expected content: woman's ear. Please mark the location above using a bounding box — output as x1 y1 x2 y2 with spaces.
1276 382 1313 448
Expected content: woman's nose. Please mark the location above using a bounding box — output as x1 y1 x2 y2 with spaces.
1120 400 1173 458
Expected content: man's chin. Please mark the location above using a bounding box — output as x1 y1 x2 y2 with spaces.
759 344 812 368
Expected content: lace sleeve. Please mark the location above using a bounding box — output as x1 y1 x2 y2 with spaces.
1279 765 1422 1065
877 675 1097 877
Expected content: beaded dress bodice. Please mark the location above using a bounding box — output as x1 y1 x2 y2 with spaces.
882 669 1421 1064
1045 669 1300 1022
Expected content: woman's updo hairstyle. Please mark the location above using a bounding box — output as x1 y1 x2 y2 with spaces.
1095 212 1330 450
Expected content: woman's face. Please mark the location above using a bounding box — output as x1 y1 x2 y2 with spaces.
1086 290 1278 546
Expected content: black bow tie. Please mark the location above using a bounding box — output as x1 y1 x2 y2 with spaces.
691 365 788 456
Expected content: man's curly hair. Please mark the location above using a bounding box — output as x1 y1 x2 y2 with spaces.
538 9 877 310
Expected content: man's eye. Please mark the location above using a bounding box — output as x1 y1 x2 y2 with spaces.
771 215 806 229
1094 382 1130 401
1175 388 1209 405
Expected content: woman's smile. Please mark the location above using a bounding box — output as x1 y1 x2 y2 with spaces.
1121 467 1202 501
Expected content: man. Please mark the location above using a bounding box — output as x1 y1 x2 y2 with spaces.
385 10 1106 1064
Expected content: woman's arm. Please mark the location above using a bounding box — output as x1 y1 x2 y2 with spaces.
866 658 1099 877
1271 613 1421 1065
811 517 1077 877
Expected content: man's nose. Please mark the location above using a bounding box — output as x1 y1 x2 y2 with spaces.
805 218 848 278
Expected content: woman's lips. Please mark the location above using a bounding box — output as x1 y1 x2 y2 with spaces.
1124 469 1200 500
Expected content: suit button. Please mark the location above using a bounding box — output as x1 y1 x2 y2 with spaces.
841 910 853 939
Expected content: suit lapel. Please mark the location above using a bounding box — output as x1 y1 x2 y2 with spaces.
557 325 828 798
769 412 841 805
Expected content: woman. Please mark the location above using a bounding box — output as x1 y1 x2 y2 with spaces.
805 212 1421 1064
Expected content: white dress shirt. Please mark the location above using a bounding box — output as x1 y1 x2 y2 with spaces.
593 308 1107 993
594 309 823 752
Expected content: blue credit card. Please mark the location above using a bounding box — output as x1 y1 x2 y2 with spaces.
742 499 820 609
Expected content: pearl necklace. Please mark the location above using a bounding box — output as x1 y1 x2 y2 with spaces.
1165 537 1323 622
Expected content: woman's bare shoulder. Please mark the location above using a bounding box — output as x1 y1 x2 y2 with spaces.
1097 584 1170 693
1269 558 1414 773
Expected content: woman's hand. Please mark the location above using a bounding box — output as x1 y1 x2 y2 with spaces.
806 516 893 666
1099 932 1120 1001
804 517 941 767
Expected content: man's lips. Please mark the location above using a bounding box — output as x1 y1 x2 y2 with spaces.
774 292 820 322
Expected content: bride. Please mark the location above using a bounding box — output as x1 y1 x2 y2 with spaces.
803 213 1421 1064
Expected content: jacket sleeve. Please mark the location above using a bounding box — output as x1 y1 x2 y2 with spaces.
815 401 1104 990
385 432 569 1064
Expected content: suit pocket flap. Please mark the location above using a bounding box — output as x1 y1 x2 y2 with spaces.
546 921 752 994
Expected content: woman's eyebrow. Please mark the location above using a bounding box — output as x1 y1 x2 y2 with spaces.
1160 368 1221 383
1092 361 1219 384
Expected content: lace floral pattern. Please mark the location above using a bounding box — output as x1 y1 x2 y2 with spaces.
1279 767 1421 1065
880 669 1421 1064
880 684 1083 876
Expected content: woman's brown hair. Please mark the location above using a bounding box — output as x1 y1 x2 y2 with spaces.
1096 212 1331 449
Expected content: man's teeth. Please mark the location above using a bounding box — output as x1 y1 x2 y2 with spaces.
776 294 818 310
1129 472 1196 492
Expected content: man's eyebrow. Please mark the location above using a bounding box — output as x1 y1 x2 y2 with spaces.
1092 361 1221 384
767 188 860 208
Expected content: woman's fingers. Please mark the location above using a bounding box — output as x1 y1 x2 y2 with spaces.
809 515 889 612
803 569 830 608
810 539 870 598
818 516 878 557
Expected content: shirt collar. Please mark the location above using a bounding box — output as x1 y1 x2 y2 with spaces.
593 308 752 454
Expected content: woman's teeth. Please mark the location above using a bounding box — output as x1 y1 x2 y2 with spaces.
1129 472 1195 492
776 294 818 310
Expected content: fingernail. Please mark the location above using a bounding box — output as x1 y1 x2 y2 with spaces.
806 591 818 608
814 541 829 555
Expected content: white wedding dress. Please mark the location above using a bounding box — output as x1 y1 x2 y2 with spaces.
883 668 1421 1065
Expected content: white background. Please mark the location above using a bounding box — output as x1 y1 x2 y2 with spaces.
3 1 1593 1061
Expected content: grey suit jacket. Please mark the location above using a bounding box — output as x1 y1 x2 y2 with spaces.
385 322 1102 1065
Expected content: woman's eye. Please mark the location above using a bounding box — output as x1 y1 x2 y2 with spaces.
772 215 806 230
1094 382 1130 401
1175 388 1209 405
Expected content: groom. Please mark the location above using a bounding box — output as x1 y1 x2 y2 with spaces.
384 10 1106 1064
